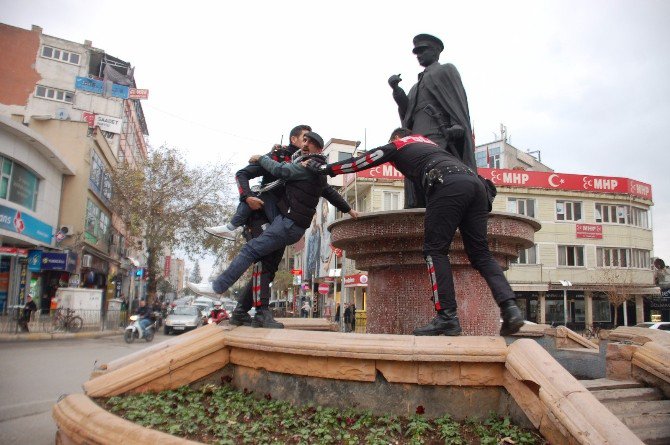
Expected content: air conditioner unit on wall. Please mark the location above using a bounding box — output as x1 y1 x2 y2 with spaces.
82 254 93 268
60 225 74 235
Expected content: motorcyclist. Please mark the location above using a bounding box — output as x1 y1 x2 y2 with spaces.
135 300 153 336
209 301 228 324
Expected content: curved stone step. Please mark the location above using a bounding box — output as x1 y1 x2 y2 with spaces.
579 378 645 391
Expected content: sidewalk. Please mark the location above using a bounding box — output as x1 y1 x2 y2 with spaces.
0 329 123 342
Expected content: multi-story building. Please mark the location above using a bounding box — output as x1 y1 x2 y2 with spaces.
296 135 662 328
0 23 150 311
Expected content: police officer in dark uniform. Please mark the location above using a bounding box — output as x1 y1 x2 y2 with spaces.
305 128 523 337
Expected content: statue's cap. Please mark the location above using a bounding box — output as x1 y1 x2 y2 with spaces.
412 34 444 54
305 131 324 149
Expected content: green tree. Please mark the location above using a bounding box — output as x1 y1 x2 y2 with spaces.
190 260 203 284
111 145 234 303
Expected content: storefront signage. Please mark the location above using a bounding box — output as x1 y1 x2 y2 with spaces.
128 88 149 100
75 76 129 99
27 249 42 272
344 273 368 287
343 165 652 200
0 205 53 244
0 247 29 257
41 252 77 273
75 76 104 94
94 114 122 134
82 111 96 127
576 224 603 239
479 168 652 200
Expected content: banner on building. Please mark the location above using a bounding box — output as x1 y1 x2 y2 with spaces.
344 273 368 287
0 247 29 257
0 205 53 244
94 114 122 134
164 255 171 278
576 224 603 239
128 88 149 100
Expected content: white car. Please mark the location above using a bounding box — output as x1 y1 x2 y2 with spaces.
634 322 670 331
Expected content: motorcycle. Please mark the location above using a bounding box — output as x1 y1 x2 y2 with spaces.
207 308 230 325
124 315 156 343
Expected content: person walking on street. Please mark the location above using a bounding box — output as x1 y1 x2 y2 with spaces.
20 295 37 332
305 128 524 337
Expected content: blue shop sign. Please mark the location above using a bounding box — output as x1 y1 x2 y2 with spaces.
0 204 52 244
111 84 129 99
41 252 77 272
27 249 42 272
75 76 104 94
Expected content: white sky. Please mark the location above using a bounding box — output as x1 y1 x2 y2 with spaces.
3 0 670 279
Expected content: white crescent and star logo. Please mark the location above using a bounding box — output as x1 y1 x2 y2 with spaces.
548 174 564 188
583 176 593 189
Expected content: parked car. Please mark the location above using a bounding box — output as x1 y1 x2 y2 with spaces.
634 322 670 331
164 305 203 335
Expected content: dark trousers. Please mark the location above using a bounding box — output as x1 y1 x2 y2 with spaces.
236 246 284 311
423 174 514 311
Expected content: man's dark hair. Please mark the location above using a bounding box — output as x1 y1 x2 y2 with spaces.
290 124 312 139
389 127 412 141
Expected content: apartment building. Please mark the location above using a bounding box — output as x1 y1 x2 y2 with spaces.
0 23 149 310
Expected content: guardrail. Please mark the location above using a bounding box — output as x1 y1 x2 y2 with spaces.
0 308 128 334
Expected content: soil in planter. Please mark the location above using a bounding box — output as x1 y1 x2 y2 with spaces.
98 382 546 444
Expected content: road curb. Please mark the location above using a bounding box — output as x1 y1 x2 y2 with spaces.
0 330 123 342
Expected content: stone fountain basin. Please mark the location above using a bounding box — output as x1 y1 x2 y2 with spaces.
53 323 644 444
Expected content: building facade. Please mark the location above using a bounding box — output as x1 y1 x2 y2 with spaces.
0 23 150 311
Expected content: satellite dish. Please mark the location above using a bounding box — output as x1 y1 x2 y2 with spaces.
55 108 69 120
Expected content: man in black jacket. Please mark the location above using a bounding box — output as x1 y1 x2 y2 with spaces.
212 132 359 328
206 125 311 329
305 128 523 337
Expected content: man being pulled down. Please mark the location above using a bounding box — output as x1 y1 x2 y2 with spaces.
304 128 523 337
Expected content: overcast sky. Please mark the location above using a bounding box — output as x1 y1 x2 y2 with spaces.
3 0 669 278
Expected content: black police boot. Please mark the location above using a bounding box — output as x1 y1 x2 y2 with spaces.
413 309 462 336
500 299 524 336
229 305 252 326
251 308 284 329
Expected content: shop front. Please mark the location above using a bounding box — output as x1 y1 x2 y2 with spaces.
27 250 78 313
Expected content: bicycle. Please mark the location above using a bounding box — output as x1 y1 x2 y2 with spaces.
53 308 84 333
583 323 601 340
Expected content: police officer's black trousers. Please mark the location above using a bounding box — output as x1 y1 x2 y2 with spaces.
423 174 515 311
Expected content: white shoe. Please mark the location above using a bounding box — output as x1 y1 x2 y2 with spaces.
204 225 242 241
186 282 219 297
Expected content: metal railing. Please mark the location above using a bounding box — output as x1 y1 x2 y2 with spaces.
0 308 128 334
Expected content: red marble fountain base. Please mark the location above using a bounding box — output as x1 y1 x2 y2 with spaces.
329 210 539 336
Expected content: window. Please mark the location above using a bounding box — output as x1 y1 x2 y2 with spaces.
382 191 401 210
595 203 626 224
475 146 500 168
86 199 110 239
630 249 651 269
337 151 352 162
89 152 112 202
507 197 535 217
629 207 649 228
35 85 74 103
0 156 39 211
556 200 582 221
558 245 584 266
597 247 629 267
512 245 537 265
41 45 80 65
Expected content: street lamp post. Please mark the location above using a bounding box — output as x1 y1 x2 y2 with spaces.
559 280 572 326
